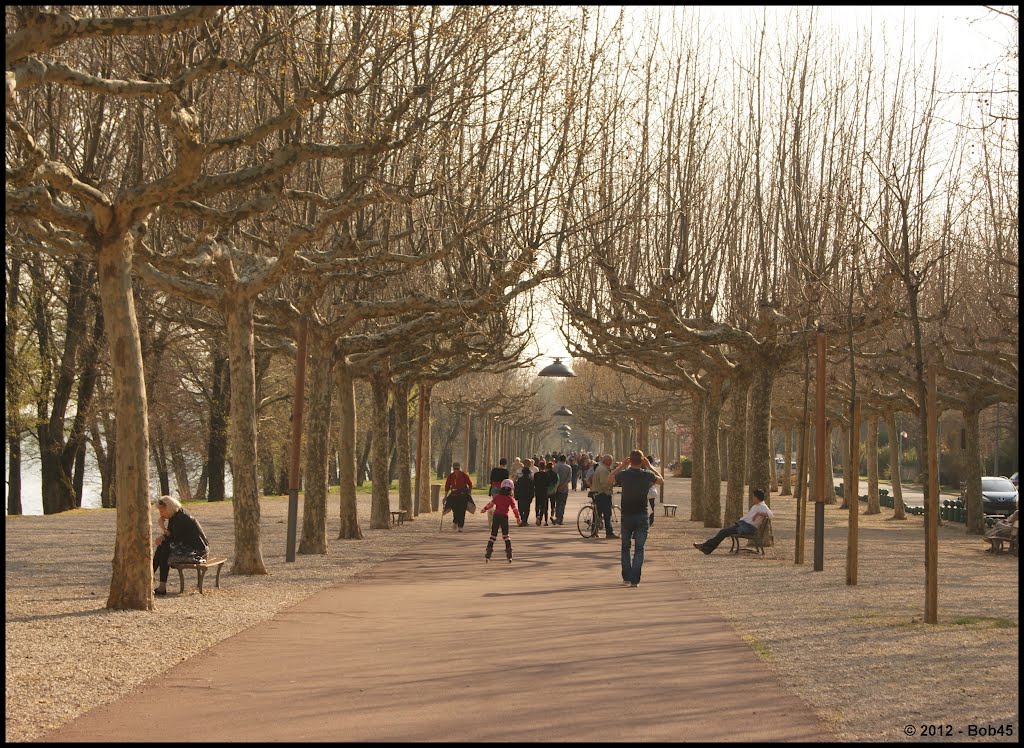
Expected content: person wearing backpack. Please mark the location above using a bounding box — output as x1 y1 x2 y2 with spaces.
514 462 535 527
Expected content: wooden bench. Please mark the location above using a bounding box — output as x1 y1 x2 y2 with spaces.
663 504 679 517
390 510 408 527
984 519 1018 555
728 517 773 556
170 557 226 594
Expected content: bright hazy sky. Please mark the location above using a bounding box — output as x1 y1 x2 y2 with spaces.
528 4 1016 373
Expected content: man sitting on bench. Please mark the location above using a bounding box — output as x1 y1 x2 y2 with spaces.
693 488 773 555
984 509 1018 550
153 495 210 596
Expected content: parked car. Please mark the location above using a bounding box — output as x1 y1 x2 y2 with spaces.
979 476 1018 516
1010 471 1019 490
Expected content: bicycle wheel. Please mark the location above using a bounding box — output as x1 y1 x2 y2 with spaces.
577 505 596 538
610 505 621 536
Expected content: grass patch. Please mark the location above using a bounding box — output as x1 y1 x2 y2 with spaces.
742 633 772 661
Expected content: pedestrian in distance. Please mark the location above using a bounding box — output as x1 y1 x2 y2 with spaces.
444 462 474 532
533 461 554 526
588 454 619 539
514 465 535 527
694 488 773 554
610 450 663 587
569 454 580 492
489 457 510 497
552 454 572 525
481 479 522 563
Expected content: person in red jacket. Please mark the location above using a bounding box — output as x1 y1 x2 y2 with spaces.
444 462 474 532
481 479 522 562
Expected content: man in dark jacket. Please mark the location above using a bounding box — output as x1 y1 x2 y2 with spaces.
533 461 555 526
514 462 535 526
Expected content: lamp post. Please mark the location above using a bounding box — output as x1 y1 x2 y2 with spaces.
538 358 576 377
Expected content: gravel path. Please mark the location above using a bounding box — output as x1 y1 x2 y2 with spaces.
5 482 1018 742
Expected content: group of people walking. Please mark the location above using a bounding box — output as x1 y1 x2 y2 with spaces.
442 449 667 587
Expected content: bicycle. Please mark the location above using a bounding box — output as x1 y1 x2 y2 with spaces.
577 491 621 538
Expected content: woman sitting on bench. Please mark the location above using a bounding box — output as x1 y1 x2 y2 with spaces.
153 495 209 596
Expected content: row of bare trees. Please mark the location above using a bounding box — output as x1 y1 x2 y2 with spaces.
4 7 1016 610
552 8 1017 538
5 6 607 609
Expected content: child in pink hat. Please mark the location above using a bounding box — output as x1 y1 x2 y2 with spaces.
481 479 521 562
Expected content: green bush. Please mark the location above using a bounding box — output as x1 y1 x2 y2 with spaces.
677 456 692 478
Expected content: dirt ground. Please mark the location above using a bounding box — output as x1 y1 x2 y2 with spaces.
4 480 1019 742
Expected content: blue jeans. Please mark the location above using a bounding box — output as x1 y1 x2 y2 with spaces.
553 492 568 523
620 512 650 584
700 520 756 553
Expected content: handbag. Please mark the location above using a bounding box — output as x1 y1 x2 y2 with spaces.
168 540 207 564
466 497 477 514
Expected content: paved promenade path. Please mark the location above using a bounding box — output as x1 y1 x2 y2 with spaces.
51 495 830 742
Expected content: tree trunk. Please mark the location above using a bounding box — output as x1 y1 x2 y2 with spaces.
637 415 650 453
393 379 413 520
7 436 23 515
206 353 229 502
417 383 433 514
224 299 267 575
368 362 392 529
357 426 372 486
91 416 116 509
837 425 849 509
865 414 880 514
888 411 906 520
725 380 749 525
170 441 193 503
153 425 171 497
748 366 774 506
6 257 22 515
780 426 792 496
335 357 363 539
962 406 984 534
193 462 208 503
97 236 152 611
299 335 331 554
824 423 837 504
703 383 724 528
37 257 91 515
690 395 706 522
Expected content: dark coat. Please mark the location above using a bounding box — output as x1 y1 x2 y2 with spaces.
167 509 209 561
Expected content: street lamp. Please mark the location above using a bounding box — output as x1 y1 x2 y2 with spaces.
553 405 573 416
538 357 576 377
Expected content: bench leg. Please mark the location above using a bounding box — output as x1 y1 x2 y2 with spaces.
197 567 206 595
214 564 222 589
176 568 186 594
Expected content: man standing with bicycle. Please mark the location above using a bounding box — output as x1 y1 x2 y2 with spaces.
610 450 662 587
588 454 619 539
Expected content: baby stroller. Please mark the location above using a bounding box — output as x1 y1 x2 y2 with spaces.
440 487 476 531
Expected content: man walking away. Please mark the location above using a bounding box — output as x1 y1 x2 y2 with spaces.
552 454 572 525
610 450 662 587
514 464 535 528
